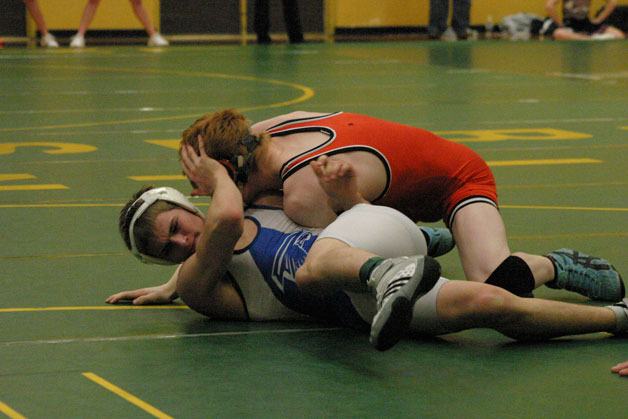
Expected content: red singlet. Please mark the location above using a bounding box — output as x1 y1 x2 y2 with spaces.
268 112 497 226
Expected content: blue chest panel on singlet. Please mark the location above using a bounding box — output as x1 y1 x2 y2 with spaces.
242 216 368 330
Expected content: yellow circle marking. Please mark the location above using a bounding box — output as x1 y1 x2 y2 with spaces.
0 64 315 132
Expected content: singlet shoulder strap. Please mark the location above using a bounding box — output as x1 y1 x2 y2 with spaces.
267 112 342 132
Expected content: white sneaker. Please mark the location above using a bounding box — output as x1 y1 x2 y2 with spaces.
40 33 59 48
147 33 169 47
368 255 441 351
591 32 617 41
441 27 458 41
70 34 85 48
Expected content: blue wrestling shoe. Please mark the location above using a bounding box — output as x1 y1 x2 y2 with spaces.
546 248 625 302
420 227 455 257
368 255 441 351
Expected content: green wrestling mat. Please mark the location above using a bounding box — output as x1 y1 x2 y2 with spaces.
0 40 626 418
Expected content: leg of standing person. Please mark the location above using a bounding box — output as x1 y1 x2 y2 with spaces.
129 0 169 46
254 0 272 44
451 0 471 39
428 0 448 39
280 0 304 43
23 0 58 47
70 0 101 48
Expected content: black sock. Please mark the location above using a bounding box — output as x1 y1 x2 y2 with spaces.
359 257 385 286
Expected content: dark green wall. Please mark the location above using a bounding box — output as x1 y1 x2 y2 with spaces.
1 1 26 36
161 0 324 35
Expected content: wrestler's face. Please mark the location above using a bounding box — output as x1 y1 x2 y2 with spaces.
150 208 204 263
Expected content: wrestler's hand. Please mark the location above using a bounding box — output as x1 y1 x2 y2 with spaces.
105 284 177 305
611 360 628 377
180 135 230 196
310 155 367 213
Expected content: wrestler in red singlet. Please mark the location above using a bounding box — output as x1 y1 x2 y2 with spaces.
267 112 497 226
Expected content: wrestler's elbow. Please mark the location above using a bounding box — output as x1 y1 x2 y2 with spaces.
211 206 244 238
284 194 332 228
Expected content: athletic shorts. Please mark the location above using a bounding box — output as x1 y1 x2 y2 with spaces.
442 154 498 228
316 204 454 336
317 203 427 257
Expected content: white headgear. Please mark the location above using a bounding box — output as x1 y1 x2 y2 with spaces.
126 187 204 265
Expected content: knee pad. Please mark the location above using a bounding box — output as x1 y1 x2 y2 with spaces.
485 256 535 297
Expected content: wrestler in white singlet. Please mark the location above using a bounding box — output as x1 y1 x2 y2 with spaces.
231 204 452 335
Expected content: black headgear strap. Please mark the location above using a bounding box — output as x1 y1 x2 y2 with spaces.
220 134 260 185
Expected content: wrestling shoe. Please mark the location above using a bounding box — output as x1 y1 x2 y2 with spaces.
420 227 455 257
546 248 625 301
607 298 628 335
368 255 441 351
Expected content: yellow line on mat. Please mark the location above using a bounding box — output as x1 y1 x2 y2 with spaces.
0 174 36 181
1 201 623 213
0 202 208 209
129 175 186 181
0 402 26 419
0 184 68 191
82 372 173 419
0 66 314 133
487 158 601 167
0 203 122 209
0 252 125 260
501 204 628 212
510 232 628 241
0 306 189 313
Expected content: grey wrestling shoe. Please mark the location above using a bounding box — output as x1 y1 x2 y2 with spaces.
420 227 455 257
607 298 628 335
546 248 625 302
368 255 441 351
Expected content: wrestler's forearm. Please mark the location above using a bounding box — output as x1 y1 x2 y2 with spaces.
177 170 243 302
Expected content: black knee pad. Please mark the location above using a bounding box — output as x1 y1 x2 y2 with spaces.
485 256 535 297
